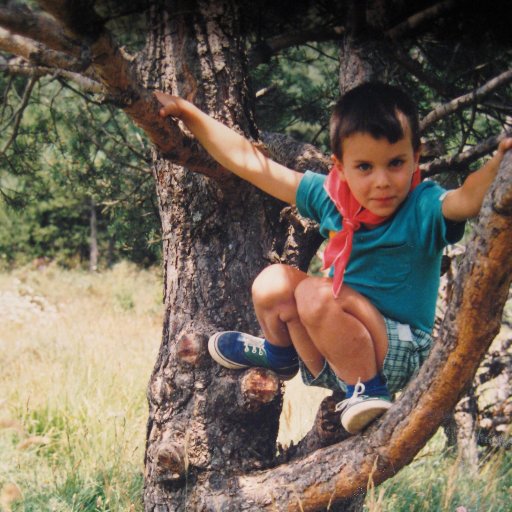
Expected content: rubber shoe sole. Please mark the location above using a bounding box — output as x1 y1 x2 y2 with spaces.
341 398 392 434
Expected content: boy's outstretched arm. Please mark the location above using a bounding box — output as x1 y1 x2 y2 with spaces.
155 92 303 205
442 137 512 221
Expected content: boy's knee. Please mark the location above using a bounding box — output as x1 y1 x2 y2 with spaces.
294 278 332 326
251 264 297 307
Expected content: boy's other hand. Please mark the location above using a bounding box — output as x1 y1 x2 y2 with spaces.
497 137 512 157
155 91 183 119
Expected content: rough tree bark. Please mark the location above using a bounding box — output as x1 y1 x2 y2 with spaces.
89 196 99 272
140 2 326 510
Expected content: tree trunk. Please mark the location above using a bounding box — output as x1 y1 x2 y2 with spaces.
337 0 389 93
141 2 310 509
89 196 98 272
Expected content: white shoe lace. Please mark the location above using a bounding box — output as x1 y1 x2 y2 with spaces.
243 342 265 357
335 379 366 413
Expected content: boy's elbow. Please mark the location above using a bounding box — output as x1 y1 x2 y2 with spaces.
442 189 480 221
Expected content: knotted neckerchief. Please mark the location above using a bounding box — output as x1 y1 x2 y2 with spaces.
322 166 421 297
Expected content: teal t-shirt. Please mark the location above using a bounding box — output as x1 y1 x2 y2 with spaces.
296 171 465 333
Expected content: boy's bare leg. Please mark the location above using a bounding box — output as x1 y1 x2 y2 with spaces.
252 264 326 376
294 277 389 385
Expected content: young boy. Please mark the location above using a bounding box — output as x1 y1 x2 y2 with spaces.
156 83 512 434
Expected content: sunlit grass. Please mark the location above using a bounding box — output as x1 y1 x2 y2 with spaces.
366 435 512 511
0 262 162 511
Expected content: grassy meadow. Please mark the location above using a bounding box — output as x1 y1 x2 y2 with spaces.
0 264 510 511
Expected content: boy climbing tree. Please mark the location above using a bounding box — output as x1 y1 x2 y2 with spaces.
156 82 512 434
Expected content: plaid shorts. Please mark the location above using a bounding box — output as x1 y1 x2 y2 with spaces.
299 317 433 395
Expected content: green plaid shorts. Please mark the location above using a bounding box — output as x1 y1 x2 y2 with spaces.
299 317 433 395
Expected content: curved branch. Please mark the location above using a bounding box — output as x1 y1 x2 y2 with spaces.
0 57 104 93
421 132 509 177
386 0 458 40
0 4 80 56
196 154 512 510
248 26 345 66
420 69 512 131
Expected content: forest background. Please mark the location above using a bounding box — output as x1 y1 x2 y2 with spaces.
0 1 511 511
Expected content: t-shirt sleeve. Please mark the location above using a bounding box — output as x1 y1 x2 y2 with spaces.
295 171 330 224
415 182 465 253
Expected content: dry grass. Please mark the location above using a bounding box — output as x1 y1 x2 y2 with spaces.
0 262 163 511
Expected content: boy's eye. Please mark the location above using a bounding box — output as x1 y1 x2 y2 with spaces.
357 163 372 172
389 158 405 168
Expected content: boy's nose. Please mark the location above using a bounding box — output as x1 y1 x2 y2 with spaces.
374 168 390 188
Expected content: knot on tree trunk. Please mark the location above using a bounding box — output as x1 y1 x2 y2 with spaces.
176 332 207 367
239 368 281 411
154 440 188 482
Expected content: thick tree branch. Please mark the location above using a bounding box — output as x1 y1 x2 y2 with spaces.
386 0 458 40
1 4 332 184
0 56 104 93
421 132 509 177
22 0 224 178
420 69 512 131
260 132 330 174
249 26 345 66
0 27 86 72
195 154 512 510
0 4 80 56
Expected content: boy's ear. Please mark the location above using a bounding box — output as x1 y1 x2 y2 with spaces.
413 145 422 166
331 155 347 181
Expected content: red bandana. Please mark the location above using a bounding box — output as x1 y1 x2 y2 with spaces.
322 166 421 297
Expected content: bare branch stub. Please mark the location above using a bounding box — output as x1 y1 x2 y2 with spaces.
154 441 187 481
239 368 281 411
176 333 207 367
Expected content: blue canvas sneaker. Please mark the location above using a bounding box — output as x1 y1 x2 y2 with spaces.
335 380 392 434
208 331 299 380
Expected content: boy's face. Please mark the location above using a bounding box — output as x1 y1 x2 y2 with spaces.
333 130 420 217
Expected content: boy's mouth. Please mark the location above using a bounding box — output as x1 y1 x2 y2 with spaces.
372 196 395 203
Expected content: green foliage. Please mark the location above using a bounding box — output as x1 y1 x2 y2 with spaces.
0 75 161 269
252 42 339 153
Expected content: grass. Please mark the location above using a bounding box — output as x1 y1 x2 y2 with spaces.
1 264 510 511
0 262 162 511
365 435 512 511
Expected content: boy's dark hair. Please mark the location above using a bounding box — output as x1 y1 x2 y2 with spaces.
330 82 421 158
